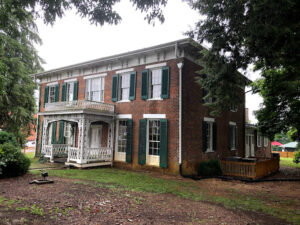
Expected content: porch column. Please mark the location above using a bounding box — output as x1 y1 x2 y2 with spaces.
78 116 87 164
41 119 48 156
108 121 114 165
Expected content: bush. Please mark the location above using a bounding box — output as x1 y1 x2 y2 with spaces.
198 159 222 177
0 132 31 177
293 150 300 164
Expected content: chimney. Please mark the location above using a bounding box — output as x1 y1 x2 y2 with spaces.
245 108 249 124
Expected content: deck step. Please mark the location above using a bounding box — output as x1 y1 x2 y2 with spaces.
65 161 112 168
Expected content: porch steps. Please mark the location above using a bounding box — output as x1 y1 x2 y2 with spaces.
65 161 112 168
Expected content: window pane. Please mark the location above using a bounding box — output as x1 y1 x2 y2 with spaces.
148 120 160 156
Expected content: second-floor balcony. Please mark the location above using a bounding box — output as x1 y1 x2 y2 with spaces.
45 100 115 114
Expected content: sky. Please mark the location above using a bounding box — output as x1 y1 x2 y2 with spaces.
35 0 262 123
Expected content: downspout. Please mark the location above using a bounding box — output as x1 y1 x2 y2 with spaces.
177 61 183 167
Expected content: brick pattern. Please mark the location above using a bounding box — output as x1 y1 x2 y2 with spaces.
181 59 246 175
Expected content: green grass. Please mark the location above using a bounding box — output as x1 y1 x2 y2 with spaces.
280 157 300 168
30 168 300 224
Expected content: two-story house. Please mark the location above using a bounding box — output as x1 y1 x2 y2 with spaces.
33 38 250 175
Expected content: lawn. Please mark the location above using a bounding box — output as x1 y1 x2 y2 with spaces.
280 157 300 169
30 168 300 224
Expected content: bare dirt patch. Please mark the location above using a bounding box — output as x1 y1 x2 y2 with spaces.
0 173 290 225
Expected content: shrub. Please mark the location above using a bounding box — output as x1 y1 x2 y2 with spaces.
198 159 222 177
293 150 300 164
0 139 30 177
0 131 19 146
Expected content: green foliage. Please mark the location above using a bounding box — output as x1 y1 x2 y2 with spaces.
0 142 30 177
293 150 300 164
287 128 299 142
186 0 300 137
197 159 222 177
0 131 18 146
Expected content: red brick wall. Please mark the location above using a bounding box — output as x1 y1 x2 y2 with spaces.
253 130 271 158
181 59 246 175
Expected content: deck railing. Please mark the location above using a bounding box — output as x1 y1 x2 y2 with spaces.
220 158 279 179
45 100 115 114
84 147 112 162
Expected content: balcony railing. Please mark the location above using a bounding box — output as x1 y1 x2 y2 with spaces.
45 100 115 114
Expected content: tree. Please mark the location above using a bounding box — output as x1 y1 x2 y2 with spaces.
0 0 167 144
186 0 300 140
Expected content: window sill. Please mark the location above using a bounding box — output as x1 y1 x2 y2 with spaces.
230 148 237 151
205 150 215 153
147 98 163 101
116 100 130 103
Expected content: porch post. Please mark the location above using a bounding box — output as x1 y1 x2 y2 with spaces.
41 119 48 156
78 116 87 164
109 120 114 165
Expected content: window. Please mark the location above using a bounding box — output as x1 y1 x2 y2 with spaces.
66 82 74 102
148 120 160 156
85 77 104 102
119 74 130 101
229 123 237 150
230 104 238 112
149 69 162 99
49 86 56 103
117 120 127 153
264 137 268 147
257 133 262 147
202 118 216 152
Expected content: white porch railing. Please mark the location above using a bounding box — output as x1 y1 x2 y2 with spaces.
52 144 69 157
44 145 53 158
68 147 80 162
45 100 115 114
84 147 112 162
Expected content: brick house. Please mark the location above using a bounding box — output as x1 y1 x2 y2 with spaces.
33 38 263 175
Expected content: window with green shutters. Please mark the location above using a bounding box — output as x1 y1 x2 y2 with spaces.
47 85 58 104
61 83 67 101
203 119 217 152
141 66 169 100
112 72 136 102
138 119 147 165
111 75 118 102
55 84 59 102
73 81 78 100
129 72 136 100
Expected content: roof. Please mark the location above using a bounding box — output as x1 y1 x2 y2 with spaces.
32 38 201 78
281 142 298 149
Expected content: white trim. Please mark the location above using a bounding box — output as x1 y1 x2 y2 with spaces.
64 78 77 83
116 68 134 74
204 117 215 122
116 100 131 103
84 73 107 80
46 82 58 86
143 114 166 119
229 121 237 126
145 62 167 69
116 114 132 119
146 98 163 101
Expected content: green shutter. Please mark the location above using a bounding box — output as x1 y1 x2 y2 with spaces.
40 121 44 152
59 121 65 144
213 122 217 151
73 81 78 100
161 66 169 99
129 72 136 100
138 119 147 165
202 121 207 152
44 86 49 106
159 119 168 168
51 122 57 144
111 75 118 102
126 119 133 163
141 70 149 100
61 83 67 101
55 84 59 102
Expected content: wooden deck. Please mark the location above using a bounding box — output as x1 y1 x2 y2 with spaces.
220 158 279 179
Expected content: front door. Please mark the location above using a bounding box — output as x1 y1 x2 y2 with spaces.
90 125 102 148
245 135 254 157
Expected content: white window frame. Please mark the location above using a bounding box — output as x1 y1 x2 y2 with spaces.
85 77 105 102
114 120 127 162
146 119 161 166
66 82 74 102
264 137 268 147
257 133 262 147
230 104 238 112
230 123 237 150
148 68 162 100
48 85 56 103
206 121 214 152
118 73 130 102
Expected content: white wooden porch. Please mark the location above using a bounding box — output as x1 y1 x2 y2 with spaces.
40 101 115 168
